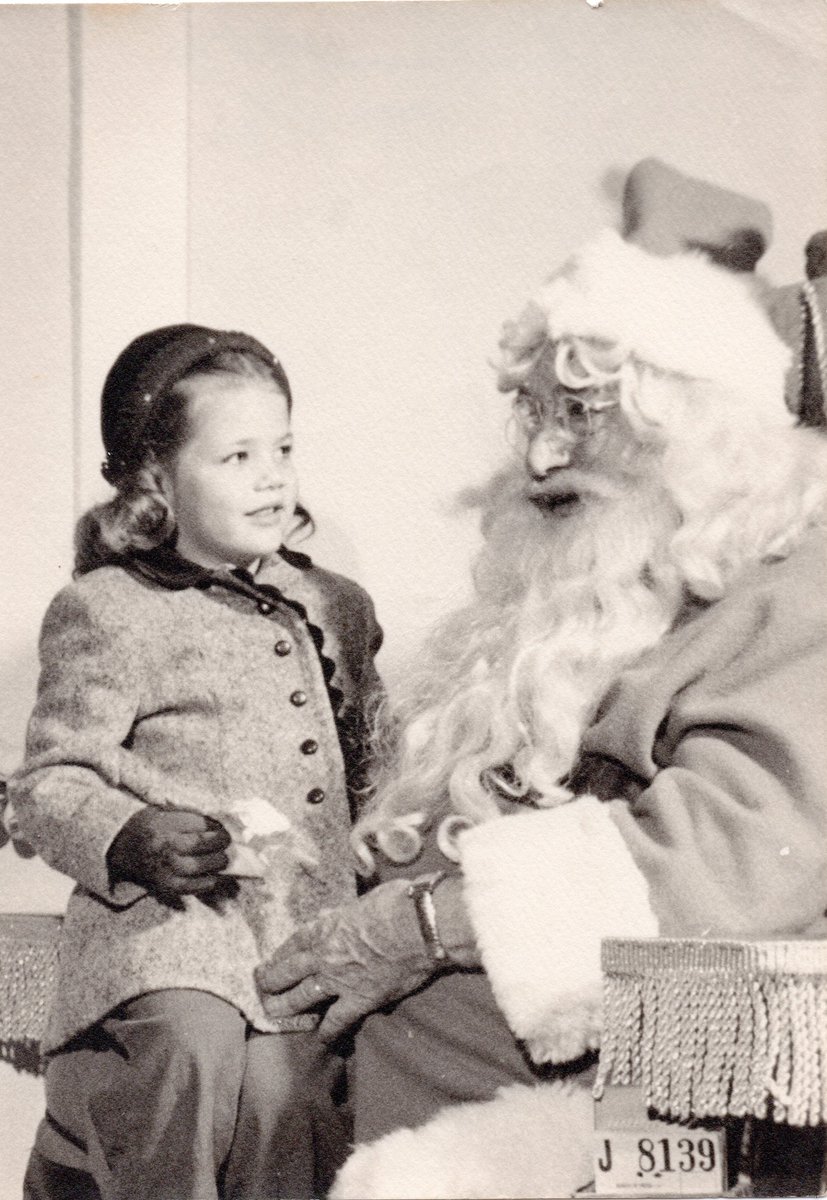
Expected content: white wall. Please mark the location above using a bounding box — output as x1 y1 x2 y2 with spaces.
0 8 74 1187
74 5 189 502
0 5 73 776
0 2 825 1195
184 0 827 676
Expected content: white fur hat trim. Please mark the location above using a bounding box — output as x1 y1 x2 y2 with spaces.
537 229 792 425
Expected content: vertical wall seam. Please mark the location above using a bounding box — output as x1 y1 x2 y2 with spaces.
68 5 83 523
185 3 192 321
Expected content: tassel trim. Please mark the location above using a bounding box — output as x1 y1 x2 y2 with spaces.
596 937 827 1126
0 915 62 1063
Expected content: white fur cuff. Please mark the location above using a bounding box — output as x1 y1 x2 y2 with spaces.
459 796 658 1064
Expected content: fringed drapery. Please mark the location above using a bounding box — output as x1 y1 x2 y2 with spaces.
596 938 827 1127
0 914 62 1074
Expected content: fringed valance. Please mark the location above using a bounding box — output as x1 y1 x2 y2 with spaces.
0 914 62 1074
596 937 827 1127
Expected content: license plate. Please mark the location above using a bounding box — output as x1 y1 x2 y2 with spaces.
592 1127 725 1196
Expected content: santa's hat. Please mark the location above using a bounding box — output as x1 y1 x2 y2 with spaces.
621 158 824 428
622 157 772 272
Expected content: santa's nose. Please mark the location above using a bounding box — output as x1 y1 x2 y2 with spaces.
525 427 573 479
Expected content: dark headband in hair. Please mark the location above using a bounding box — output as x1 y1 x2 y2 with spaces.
101 324 292 485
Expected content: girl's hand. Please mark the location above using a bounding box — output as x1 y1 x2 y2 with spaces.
107 807 231 904
255 876 478 1042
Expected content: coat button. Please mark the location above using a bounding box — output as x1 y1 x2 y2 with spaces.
306 788 325 805
274 640 291 656
258 601 275 616
300 738 318 755
290 690 308 707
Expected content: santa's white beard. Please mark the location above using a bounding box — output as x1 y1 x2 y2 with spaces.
357 462 683 865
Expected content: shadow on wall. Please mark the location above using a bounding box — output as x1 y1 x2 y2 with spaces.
0 646 41 785
0 779 36 862
0 650 75 915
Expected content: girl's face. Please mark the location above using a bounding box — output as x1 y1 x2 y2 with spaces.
161 373 298 569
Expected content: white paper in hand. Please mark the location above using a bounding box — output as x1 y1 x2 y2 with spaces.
220 796 292 877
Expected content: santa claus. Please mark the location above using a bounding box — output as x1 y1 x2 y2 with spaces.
257 163 827 1198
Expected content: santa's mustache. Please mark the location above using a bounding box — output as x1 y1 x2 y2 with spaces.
458 463 636 549
526 468 626 509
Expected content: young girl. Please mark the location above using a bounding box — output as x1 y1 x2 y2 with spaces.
11 324 384 1200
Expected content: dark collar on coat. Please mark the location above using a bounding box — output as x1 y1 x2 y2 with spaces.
124 542 313 593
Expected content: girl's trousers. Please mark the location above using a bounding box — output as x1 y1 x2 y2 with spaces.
23 989 349 1200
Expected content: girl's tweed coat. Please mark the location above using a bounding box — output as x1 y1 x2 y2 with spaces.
12 548 383 1053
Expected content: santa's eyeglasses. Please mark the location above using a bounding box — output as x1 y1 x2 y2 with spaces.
512 386 619 440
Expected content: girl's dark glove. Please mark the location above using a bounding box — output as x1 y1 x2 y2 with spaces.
255 879 447 1042
107 807 231 903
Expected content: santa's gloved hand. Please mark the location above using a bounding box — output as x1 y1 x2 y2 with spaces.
107 807 231 903
256 875 470 1041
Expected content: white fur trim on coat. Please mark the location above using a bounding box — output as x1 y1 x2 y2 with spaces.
537 228 791 426
331 1079 594 1200
459 795 658 1064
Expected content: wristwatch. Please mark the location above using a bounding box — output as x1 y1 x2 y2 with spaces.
407 871 448 962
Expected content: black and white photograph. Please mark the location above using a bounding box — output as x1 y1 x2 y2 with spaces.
1 1 826 1197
